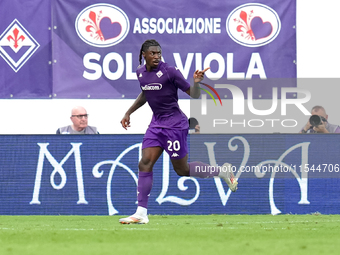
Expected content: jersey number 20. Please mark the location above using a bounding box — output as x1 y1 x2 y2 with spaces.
167 140 180 151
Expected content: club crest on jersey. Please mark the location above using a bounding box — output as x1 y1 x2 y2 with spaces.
141 83 162 90
156 70 163 78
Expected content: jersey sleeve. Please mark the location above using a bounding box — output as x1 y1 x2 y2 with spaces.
169 66 191 92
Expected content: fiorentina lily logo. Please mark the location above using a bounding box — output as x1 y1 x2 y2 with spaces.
75 3 129 47
226 3 281 47
0 19 40 72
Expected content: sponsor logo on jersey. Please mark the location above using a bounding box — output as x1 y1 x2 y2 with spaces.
171 153 179 158
75 3 129 47
0 19 40 72
141 83 162 90
226 3 281 47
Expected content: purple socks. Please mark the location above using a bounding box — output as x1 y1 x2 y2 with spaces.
137 162 218 209
137 171 153 209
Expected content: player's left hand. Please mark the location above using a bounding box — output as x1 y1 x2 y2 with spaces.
193 67 210 83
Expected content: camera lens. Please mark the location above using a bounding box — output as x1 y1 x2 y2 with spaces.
309 115 322 126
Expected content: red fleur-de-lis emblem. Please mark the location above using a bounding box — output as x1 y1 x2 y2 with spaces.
83 10 104 41
234 10 255 41
7 28 25 48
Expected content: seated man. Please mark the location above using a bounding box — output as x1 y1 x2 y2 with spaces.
57 106 99 134
300 105 340 133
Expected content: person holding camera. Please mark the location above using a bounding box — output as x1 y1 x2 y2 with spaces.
188 117 200 134
300 105 340 133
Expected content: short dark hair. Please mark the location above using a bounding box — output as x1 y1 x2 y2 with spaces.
188 117 199 129
139 39 161 65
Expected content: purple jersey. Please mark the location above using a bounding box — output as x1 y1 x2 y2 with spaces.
136 61 190 130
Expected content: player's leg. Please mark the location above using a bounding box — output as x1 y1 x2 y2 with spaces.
171 155 238 192
119 146 163 224
170 155 218 177
120 128 164 224
168 129 238 191
167 128 221 178
137 146 163 212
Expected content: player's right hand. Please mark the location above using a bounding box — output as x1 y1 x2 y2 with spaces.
120 115 131 130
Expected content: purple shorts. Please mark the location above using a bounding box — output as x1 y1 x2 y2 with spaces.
142 127 188 159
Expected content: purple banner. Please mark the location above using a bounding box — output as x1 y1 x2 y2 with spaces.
0 0 296 99
0 0 52 98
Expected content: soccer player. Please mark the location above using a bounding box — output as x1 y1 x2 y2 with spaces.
119 39 237 224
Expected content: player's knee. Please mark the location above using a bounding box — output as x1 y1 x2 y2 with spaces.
138 160 153 172
176 171 188 176
173 167 189 177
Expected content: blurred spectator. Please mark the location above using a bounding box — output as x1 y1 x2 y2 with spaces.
57 106 99 134
188 117 200 134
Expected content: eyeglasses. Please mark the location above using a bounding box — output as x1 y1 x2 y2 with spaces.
72 114 89 119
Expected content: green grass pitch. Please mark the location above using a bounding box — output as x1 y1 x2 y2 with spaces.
0 214 339 255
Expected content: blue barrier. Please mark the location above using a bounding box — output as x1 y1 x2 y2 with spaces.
0 134 339 215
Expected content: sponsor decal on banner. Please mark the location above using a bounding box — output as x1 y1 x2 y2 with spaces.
75 3 130 47
75 1 295 92
79 3 275 82
132 16 222 35
226 3 281 47
0 19 40 72
0 0 296 100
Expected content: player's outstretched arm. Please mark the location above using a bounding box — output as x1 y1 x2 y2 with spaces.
186 67 210 99
120 92 147 130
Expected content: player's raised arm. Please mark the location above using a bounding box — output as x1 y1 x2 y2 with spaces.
120 91 147 130
186 67 210 98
